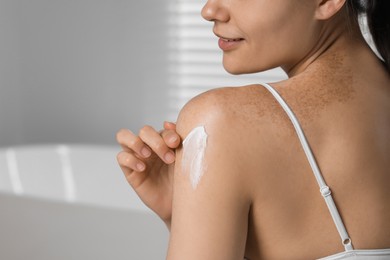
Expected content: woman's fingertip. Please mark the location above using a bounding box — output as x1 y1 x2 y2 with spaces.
141 147 152 158
137 163 146 172
164 121 176 129
164 151 175 164
169 135 178 143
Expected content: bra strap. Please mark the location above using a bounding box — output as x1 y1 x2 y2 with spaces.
259 82 354 251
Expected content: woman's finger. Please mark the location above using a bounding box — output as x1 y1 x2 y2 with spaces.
117 159 146 191
161 129 181 149
163 121 181 148
139 125 175 164
163 121 176 130
116 128 152 158
116 150 146 172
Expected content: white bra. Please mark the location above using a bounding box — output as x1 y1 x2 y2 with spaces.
259 83 390 260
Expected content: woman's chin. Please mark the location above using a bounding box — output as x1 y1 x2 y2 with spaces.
222 59 278 75
223 63 262 75
222 62 248 75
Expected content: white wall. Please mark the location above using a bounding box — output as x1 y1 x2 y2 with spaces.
0 0 171 146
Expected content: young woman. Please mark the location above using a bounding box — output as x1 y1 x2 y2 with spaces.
116 0 390 259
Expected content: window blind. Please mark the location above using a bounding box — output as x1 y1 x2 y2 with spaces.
167 0 287 121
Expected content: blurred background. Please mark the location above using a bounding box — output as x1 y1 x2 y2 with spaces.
0 0 286 147
0 0 170 146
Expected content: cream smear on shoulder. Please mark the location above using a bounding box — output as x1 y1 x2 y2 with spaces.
182 126 208 190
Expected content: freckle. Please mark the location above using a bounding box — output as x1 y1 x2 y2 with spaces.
276 52 357 126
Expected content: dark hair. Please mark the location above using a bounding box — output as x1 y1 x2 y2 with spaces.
348 0 390 73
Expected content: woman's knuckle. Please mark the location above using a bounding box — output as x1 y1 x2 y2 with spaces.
117 152 132 166
115 130 124 142
139 125 153 136
155 141 167 153
116 151 125 163
128 137 138 148
160 129 170 138
116 128 131 142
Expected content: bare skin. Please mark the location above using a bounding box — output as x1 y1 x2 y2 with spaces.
116 121 180 228
167 0 390 259
167 39 390 259
117 0 390 259
243 52 390 258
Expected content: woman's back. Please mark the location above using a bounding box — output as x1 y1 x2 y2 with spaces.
240 45 390 259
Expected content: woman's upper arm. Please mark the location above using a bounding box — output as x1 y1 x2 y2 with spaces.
167 90 252 260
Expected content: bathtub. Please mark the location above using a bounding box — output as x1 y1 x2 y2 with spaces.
0 144 169 260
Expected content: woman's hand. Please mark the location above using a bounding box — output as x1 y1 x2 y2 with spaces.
116 121 181 228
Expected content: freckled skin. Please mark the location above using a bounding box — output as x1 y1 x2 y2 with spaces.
174 43 390 258
168 0 390 259
209 52 357 137
276 52 357 127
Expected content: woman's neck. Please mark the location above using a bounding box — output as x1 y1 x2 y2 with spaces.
282 12 366 78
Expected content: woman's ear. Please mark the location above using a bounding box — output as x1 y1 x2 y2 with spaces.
315 0 347 20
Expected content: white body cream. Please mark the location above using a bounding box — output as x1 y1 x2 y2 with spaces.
182 126 208 189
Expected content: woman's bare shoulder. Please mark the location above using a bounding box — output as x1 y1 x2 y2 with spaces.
169 86 274 258
176 84 292 137
175 84 293 189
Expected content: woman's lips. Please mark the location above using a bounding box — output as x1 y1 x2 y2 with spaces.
218 37 244 51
